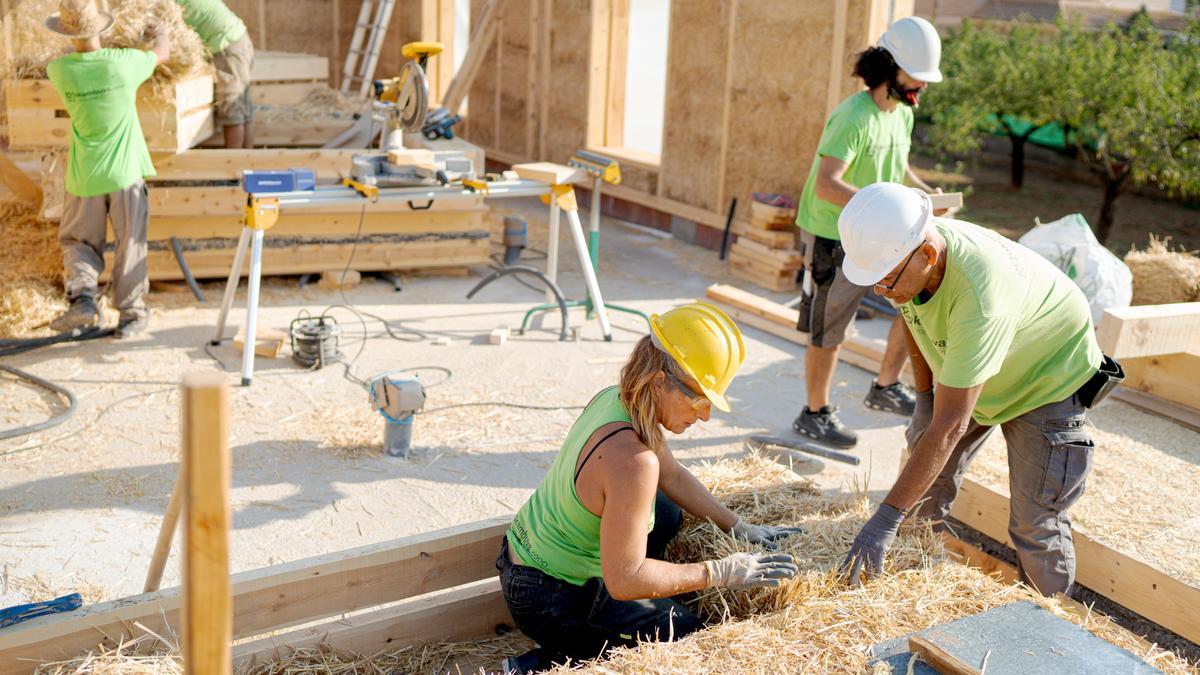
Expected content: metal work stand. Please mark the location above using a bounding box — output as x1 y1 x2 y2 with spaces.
519 174 648 337
210 178 617 385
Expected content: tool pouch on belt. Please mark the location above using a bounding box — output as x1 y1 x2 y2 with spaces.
1076 355 1124 408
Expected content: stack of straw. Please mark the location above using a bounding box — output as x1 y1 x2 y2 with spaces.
1124 235 1200 305
0 0 210 101
0 199 66 338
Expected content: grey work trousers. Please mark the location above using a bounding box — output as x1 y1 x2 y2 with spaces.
910 393 1093 597
59 181 149 321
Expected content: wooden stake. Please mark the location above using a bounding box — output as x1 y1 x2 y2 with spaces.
908 635 983 675
180 372 231 675
142 469 184 593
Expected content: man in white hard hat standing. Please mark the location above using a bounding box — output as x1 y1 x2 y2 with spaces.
836 182 1123 597
791 16 947 449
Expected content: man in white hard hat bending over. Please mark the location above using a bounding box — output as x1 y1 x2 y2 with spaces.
836 183 1123 596
792 16 948 449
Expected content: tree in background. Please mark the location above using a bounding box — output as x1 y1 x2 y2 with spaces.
1056 16 1200 242
923 16 1200 243
921 20 1058 189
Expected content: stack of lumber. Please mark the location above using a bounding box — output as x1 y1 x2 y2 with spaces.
98 148 490 282
249 52 330 106
728 201 801 292
4 75 214 153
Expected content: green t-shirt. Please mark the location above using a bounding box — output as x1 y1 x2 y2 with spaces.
507 386 654 586
47 49 158 198
176 0 247 54
796 91 913 240
900 219 1102 426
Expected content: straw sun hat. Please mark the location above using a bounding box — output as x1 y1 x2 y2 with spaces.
45 0 115 38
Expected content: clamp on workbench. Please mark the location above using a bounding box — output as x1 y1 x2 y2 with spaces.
342 178 380 203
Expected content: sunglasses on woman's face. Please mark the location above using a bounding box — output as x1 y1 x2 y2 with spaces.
666 371 710 411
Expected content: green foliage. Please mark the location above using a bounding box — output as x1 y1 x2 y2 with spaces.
922 15 1200 240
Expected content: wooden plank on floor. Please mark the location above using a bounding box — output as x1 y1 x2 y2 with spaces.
949 479 1200 645
0 516 512 675
1096 303 1200 359
232 579 512 668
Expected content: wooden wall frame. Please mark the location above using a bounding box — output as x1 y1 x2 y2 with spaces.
586 0 630 152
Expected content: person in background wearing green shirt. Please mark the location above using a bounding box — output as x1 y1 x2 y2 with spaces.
45 0 170 338
498 303 801 674
791 16 949 450
176 0 254 148
836 183 1121 597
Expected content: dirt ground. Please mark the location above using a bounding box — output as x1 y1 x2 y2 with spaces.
910 154 1200 253
0 198 906 608
1 196 1196 667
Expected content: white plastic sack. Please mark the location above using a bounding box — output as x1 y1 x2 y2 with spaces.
1017 213 1132 323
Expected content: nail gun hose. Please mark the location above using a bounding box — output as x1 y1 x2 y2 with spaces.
0 364 78 441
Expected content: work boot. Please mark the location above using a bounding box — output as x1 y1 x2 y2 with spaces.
864 380 917 416
114 313 150 340
49 296 99 333
792 405 857 449
501 649 544 675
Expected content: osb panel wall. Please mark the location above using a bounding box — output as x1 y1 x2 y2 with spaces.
461 0 907 229
719 0 840 210
543 0 591 163
658 0 732 212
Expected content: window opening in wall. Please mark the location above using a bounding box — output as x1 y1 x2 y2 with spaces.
621 0 670 158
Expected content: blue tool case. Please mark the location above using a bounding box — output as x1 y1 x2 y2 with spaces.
242 168 316 193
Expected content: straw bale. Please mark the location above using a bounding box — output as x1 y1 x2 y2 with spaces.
0 198 65 337
253 88 364 126
968 405 1200 589
550 453 1196 674
0 0 210 99
1124 235 1200 305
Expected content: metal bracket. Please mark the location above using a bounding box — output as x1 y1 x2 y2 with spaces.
342 178 380 203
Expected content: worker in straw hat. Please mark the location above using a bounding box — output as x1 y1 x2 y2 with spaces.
497 302 802 674
791 16 950 450
45 0 170 338
174 0 255 148
835 183 1123 597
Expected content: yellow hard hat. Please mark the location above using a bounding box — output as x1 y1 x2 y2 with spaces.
648 302 746 412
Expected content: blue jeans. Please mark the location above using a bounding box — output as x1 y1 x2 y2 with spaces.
496 492 703 670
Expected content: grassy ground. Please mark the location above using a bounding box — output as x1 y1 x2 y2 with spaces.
910 153 1200 254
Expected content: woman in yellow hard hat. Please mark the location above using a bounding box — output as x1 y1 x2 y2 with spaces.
498 302 801 673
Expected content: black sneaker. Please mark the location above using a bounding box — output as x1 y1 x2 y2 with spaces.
792 405 857 449
864 380 916 416
114 313 151 340
49 296 99 332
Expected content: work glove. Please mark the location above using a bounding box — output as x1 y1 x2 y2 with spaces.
839 504 905 586
904 388 935 449
704 552 798 591
730 518 805 552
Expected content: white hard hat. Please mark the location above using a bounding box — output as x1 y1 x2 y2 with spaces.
879 16 943 83
838 183 933 287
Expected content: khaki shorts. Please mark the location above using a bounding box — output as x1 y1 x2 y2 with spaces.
212 32 255 126
795 228 870 348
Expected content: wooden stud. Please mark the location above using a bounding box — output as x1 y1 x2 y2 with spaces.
826 0 849 120
585 0 613 149
604 0 629 148
0 516 513 672
256 0 267 50
714 0 739 209
1095 303 1200 360
143 471 184 593
180 372 232 675
538 0 551 160
332 0 341 89
442 0 503 115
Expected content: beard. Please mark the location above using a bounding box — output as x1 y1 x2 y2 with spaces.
888 77 922 107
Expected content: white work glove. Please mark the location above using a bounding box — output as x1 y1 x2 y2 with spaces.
904 388 935 449
730 518 805 552
704 552 798 591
